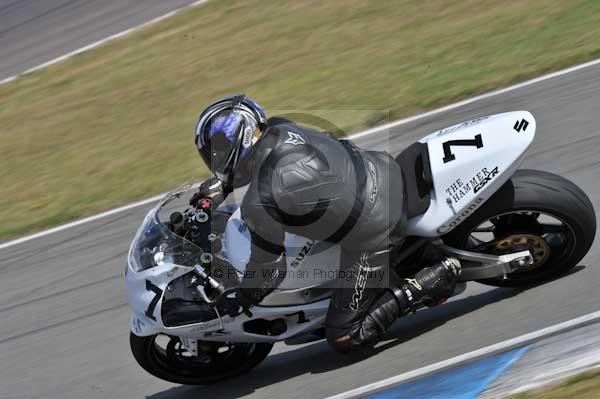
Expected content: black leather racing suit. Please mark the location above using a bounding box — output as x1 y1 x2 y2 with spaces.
234 118 407 351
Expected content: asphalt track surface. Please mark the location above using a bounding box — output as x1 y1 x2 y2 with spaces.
1 60 599 399
0 0 198 81
1 6 600 399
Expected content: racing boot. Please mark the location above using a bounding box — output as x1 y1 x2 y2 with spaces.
402 257 462 308
333 257 461 352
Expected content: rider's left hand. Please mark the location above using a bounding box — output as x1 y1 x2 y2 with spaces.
216 289 254 317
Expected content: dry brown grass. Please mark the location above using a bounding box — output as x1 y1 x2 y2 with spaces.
1 0 600 238
509 369 600 398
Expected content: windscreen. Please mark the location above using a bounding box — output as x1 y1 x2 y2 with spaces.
128 184 204 272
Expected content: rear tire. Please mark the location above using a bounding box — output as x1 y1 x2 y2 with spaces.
444 169 596 286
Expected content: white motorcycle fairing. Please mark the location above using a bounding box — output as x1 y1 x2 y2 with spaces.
126 111 536 342
125 198 333 341
407 111 535 236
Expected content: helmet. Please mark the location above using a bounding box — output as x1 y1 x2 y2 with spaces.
194 94 266 187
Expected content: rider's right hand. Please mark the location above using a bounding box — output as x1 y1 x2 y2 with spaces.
190 176 228 208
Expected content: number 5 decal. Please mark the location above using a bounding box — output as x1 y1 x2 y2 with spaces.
145 280 162 321
442 134 483 163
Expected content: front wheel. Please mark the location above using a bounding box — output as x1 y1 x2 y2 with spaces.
444 169 596 286
130 332 273 385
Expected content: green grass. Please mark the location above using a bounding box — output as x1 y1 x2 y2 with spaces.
509 369 600 398
2 0 600 239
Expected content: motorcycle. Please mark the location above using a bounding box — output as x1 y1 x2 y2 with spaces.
125 111 596 385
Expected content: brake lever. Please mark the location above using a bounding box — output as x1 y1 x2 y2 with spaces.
193 265 253 318
194 265 225 294
195 283 213 304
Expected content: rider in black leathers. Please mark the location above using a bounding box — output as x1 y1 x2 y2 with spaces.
194 95 460 353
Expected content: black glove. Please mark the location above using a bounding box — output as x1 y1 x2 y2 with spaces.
237 254 286 304
215 289 255 318
189 190 207 208
190 176 228 208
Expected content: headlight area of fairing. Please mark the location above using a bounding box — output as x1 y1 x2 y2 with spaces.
160 271 219 327
125 258 219 329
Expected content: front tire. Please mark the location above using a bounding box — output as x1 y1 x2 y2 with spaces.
444 169 596 286
130 332 273 385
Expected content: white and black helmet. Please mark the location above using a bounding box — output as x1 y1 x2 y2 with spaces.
195 94 266 186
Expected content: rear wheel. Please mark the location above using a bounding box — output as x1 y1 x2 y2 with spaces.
130 332 273 385
444 169 596 286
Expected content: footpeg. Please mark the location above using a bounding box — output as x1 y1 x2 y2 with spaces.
441 246 533 281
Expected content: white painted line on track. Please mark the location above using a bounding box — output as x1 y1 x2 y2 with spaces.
0 0 210 86
0 194 165 251
2 54 600 249
325 310 600 399
347 56 600 140
0 180 203 251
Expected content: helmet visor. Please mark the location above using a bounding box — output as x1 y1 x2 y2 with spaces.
201 127 242 175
